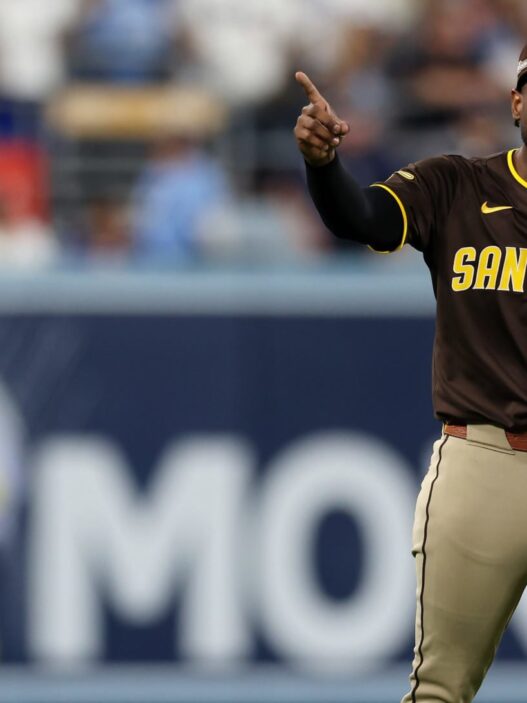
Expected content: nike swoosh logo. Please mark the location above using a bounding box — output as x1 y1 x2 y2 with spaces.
481 201 513 214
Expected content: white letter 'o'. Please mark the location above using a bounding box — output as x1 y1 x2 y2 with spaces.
258 432 416 673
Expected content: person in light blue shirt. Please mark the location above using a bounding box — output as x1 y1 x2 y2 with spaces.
132 138 230 262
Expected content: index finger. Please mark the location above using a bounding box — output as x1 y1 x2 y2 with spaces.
295 71 324 105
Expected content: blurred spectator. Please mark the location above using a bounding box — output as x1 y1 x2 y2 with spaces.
480 0 523 91
453 112 511 157
82 199 131 262
0 195 57 270
67 0 180 83
0 140 56 268
0 0 522 268
294 0 417 82
251 174 328 258
132 137 230 262
177 0 308 106
324 25 395 131
389 0 504 130
337 109 399 186
316 0 417 31
200 173 326 262
0 0 78 102
0 141 49 222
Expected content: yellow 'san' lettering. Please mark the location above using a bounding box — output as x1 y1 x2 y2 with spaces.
474 246 502 290
452 247 476 292
498 247 527 292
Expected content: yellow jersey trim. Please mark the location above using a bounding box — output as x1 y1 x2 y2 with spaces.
368 183 408 254
507 148 527 189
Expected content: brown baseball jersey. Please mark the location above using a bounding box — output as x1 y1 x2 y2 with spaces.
371 149 527 431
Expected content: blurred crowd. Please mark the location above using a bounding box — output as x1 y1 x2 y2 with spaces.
0 0 523 269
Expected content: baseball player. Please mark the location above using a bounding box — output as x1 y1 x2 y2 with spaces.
294 46 527 703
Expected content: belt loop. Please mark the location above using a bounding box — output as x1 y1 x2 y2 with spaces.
466 424 512 451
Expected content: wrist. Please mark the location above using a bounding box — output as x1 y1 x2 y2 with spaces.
305 152 338 170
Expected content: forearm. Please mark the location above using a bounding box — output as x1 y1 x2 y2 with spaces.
306 155 404 251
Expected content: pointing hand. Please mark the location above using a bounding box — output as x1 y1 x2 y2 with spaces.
294 71 350 167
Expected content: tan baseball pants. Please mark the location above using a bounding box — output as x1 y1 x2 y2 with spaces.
402 424 527 703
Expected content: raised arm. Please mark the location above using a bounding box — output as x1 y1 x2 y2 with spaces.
294 72 405 252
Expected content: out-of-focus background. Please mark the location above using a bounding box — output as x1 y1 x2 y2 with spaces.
0 0 522 268
0 0 527 701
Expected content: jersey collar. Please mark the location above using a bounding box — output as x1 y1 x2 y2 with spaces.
507 148 527 189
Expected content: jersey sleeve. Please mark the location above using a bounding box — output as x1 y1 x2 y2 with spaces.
369 156 460 252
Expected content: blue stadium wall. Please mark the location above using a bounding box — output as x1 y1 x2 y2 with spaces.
0 270 524 702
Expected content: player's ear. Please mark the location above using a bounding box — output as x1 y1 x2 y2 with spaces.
512 89 522 128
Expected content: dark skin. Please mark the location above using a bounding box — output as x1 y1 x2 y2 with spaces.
294 72 350 168
512 85 527 180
